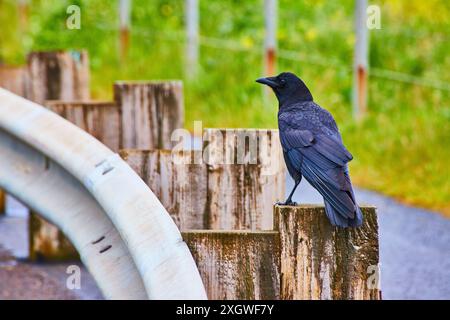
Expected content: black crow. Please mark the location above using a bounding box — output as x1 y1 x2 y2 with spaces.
256 72 363 227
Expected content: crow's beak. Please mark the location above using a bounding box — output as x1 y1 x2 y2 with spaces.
256 76 279 88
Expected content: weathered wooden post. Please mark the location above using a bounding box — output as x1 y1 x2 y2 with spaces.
203 128 285 230
120 149 207 230
274 205 381 300
0 65 29 214
26 51 91 261
28 101 121 260
114 81 184 150
46 101 121 152
0 65 28 96
27 50 90 104
121 128 285 230
183 230 280 299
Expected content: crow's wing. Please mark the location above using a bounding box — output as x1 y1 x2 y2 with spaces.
280 128 357 218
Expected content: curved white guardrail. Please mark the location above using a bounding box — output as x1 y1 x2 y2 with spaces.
0 88 207 300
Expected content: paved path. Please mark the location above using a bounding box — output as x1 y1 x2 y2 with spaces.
287 176 450 300
0 198 103 300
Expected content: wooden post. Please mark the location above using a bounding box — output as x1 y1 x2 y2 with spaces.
46 101 121 152
0 65 28 214
203 129 285 230
353 0 369 118
120 149 207 230
121 129 285 230
119 0 131 63
29 101 120 261
183 230 280 299
264 0 277 77
27 50 90 104
274 205 381 300
26 51 90 261
185 0 199 78
114 81 184 150
0 65 28 96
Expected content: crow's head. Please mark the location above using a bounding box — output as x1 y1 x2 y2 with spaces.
256 72 313 106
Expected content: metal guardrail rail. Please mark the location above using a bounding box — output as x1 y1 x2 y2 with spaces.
0 88 207 300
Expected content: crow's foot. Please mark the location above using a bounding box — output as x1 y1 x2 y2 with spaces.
276 200 297 206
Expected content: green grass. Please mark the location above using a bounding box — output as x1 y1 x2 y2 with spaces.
1 0 449 216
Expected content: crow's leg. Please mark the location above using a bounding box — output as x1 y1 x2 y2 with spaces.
278 179 300 206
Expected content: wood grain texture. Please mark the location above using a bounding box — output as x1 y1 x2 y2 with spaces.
120 128 285 231
120 149 207 230
274 205 381 300
183 230 280 300
27 50 90 104
0 65 29 213
203 129 285 230
114 81 184 150
45 101 121 152
0 65 28 96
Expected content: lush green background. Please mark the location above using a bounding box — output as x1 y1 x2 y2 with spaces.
1 0 449 215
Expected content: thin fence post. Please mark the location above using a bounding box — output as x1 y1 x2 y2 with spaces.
264 0 277 77
0 189 4 215
119 0 131 63
18 0 29 32
353 0 369 118
185 0 199 78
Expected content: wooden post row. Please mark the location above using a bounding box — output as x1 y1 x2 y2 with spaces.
184 205 380 300
121 129 285 230
28 78 185 259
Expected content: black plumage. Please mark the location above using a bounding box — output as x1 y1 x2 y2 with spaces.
256 72 363 227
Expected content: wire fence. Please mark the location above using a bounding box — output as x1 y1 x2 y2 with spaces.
112 24 450 93
4 0 450 94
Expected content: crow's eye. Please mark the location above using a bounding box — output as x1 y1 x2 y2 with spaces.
280 78 286 86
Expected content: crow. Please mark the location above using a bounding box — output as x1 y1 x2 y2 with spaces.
256 72 363 227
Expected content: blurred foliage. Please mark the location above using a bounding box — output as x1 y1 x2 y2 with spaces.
0 0 449 215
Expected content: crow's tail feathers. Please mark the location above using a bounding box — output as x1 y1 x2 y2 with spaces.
324 200 363 228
